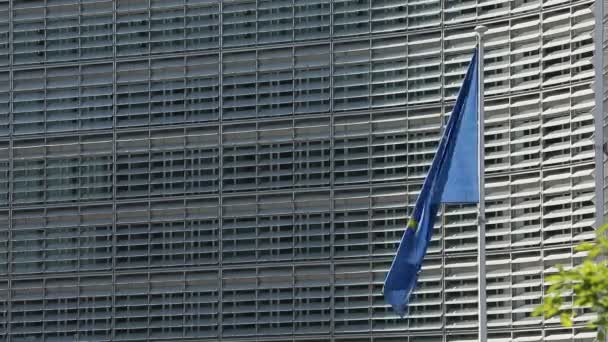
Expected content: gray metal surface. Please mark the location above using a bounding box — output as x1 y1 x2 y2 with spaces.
0 0 599 341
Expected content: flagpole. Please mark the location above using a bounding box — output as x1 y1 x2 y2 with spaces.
475 25 488 342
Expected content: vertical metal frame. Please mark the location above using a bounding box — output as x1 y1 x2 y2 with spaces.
595 0 605 227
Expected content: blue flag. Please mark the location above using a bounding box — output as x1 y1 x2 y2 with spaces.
383 49 480 316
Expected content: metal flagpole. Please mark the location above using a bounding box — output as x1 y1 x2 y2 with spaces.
475 25 488 342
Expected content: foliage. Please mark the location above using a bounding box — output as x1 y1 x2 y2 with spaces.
532 224 608 339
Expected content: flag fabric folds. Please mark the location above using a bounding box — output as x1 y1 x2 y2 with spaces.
383 49 480 317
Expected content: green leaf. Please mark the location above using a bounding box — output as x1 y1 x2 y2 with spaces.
560 313 573 327
533 223 608 334
576 242 595 252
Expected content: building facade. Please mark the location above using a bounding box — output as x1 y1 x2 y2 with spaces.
0 0 600 341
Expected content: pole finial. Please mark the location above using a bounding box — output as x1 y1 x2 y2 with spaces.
474 26 488 36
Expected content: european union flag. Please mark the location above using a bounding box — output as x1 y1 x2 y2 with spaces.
384 49 480 316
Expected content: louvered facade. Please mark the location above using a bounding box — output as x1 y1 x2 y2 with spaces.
0 0 601 341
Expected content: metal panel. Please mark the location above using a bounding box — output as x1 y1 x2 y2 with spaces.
0 0 598 341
